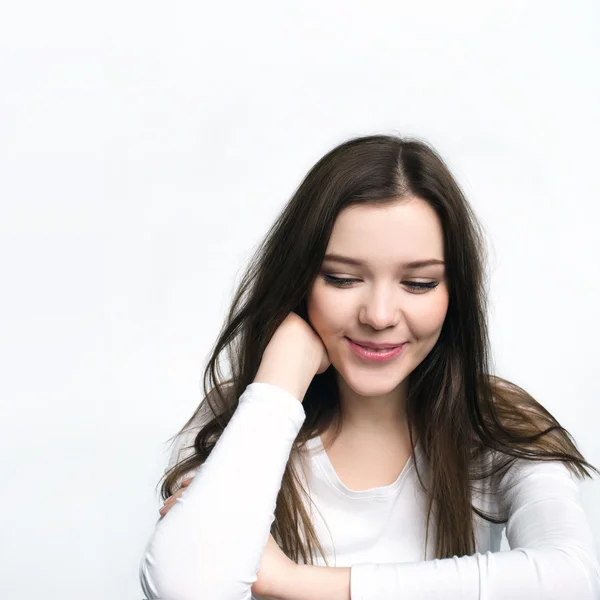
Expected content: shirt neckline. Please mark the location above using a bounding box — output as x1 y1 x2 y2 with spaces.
307 434 421 500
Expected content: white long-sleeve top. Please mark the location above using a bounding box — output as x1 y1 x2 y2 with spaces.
139 382 600 600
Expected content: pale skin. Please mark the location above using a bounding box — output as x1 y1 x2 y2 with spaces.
160 197 449 599
306 197 448 488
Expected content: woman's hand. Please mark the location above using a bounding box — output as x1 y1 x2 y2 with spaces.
264 312 331 375
158 477 193 517
290 311 331 376
159 482 298 600
251 534 299 600
254 312 331 402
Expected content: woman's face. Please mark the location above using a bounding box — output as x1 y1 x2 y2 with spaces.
306 197 449 399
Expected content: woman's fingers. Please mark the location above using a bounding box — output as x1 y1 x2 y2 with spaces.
159 495 178 516
159 478 195 516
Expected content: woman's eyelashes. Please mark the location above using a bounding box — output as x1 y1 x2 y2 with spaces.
321 274 439 292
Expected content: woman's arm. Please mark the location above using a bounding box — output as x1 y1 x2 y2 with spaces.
286 458 600 600
139 313 326 600
139 381 307 600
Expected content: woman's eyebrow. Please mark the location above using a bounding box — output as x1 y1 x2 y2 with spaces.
322 253 445 269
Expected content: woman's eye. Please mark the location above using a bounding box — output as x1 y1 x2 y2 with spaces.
322 275 358 287
404 281 439 292
322 274 439 292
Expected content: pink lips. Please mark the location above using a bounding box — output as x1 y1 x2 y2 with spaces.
346 337 406 362
348 338 404 349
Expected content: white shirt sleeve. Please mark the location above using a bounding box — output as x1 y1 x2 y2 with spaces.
350 457 600 599
139 382 306 600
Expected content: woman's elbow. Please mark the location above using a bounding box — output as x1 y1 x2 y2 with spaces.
139 554 207 600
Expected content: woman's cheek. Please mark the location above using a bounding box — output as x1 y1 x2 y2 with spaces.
307 290 346 343
407 291 449 337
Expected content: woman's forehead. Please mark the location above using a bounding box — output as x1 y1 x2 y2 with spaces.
326 200 445 265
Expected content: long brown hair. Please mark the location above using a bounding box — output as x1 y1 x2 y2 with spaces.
160 133 598 565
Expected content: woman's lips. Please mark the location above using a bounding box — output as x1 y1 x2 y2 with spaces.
345 338 407 362
346 337 405 349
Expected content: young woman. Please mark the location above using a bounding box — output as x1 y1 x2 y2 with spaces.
139 134 600 600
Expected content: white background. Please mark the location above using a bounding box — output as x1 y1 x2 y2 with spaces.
1 1 598 598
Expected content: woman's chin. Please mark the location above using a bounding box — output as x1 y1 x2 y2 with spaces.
334 366 407 397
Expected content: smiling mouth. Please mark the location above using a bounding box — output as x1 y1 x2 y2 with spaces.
345 337 407 360
346 337 406 350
